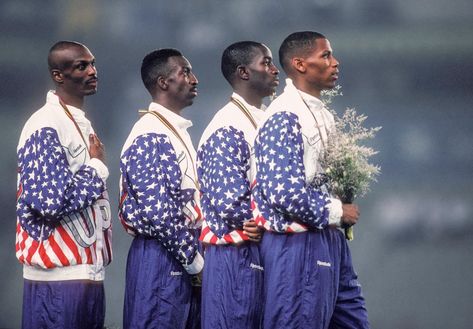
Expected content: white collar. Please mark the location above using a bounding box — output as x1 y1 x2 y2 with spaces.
231 92 266 112
148 102 193 130
47 90 86 117
284 78 325 111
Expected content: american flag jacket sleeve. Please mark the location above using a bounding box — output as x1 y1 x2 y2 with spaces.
17 127 105 225
119 133 200 269
253 111 332 231
197 127 253 239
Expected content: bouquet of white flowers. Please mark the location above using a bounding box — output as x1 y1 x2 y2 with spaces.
318 86 381 240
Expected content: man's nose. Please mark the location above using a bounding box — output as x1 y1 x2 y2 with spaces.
88 64 97 75
190 72 198 84
333 56 340 67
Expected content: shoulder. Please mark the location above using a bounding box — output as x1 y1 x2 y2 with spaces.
18 104 64 150
256 111 302 148
198 102 243 147
266 90 292 112
261 110 300 131
199 125 246 150
263 92 302 125
121 114 171 156
122 129 173 155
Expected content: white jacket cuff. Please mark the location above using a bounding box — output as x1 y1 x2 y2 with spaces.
88 158 109 181
328 197 343 226
184 251 204 275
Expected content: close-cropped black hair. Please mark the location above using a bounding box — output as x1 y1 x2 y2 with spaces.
221 41 265 85
48 40 86 71
278 31 326 72
141 48 182 93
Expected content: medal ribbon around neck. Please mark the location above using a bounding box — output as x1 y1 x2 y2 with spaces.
140 110 200 190
58 98 91 157
230 97 258 130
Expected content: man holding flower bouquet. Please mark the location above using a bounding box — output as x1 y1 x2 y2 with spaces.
252 31 369 328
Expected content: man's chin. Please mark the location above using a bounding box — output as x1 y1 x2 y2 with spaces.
187 96 197 106
84 88 97 96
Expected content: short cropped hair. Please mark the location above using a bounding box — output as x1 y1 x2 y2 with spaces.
221 41 265 85
48 40 86 70
278 31 326 72
141 48 182 93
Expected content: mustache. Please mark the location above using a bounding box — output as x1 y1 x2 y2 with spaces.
86 76 98 83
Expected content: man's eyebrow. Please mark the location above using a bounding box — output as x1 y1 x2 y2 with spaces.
72 58 94 65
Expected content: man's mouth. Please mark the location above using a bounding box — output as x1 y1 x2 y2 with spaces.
86 77 98 86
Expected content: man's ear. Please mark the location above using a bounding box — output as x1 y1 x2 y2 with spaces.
292 58 306 74
157 76 168 90
51 69 64 84
237 65 249 80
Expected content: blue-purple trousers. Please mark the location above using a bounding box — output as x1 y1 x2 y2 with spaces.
22 279 105 329
260 228 369 329
201 243 263 329
123 236 194 329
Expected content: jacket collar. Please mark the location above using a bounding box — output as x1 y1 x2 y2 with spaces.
47 90 86 117
231 92 266 112
284 78 325 112
148 102 193 131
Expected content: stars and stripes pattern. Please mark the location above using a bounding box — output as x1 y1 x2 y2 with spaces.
197 126 252 244
15 127 109 269
119 133 199 267
251 111 332 233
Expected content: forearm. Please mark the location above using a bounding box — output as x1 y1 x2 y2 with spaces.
18 128 106 220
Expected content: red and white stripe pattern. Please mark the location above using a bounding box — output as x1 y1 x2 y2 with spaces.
199 220 249 245
15 205 112 270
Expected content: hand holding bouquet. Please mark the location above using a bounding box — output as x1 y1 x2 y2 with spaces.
319 87 381 240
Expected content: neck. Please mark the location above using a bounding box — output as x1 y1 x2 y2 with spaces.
153 96 183 116
55 90 84 109
234 87 263 109
291 79 321 99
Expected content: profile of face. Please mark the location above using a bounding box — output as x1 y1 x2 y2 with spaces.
246 45 279 98
300 38 339 93
163 56 198 109
52 45 98 98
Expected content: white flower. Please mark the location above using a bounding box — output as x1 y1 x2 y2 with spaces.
318 86 381 202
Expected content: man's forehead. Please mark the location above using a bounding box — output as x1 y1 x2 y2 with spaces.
168 55 191 69
248 47 272 66
260 46 273 58
55 46 94 63
314 38 332 52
